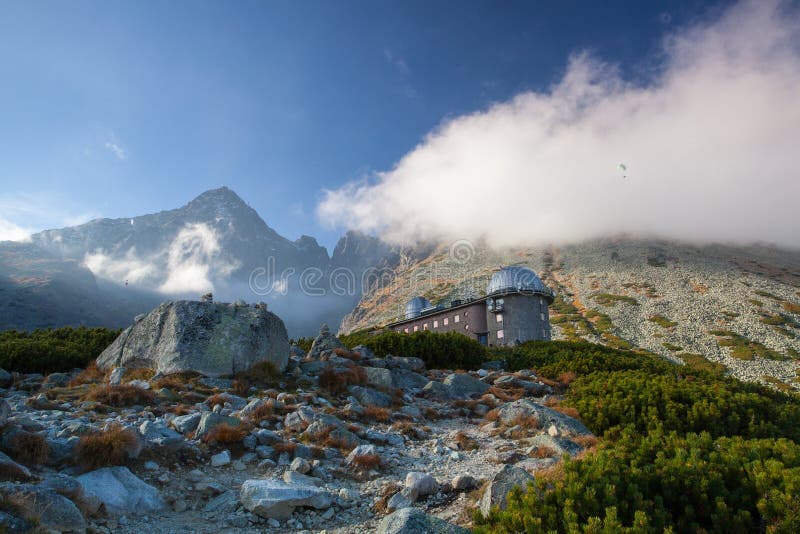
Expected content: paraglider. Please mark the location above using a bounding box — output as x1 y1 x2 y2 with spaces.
618 163 627 179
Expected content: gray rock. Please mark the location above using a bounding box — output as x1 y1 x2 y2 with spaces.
211 449 231 467
405 472 438 498
0 368 11 388
451 474 478 491
255 445 276 459
203 490 239 514
308 324 345 359
364 367 394 388
194 412 241 440
0 451 31 481
527 434 584 457
443 373 489 398
187 469 205 483
290 457 311 474
45 437 75 466
172 413 201 434
107 367 124 385
390 369 429 390
239 479 332 519
366 429 404 447
0 509 31 533
0 399 10 426
0 484 86 532
345 444 377 465
77 466 165 516
495 399 592 435
209 392 247 410
43 372 71 388
479 464 535 516
254 429 282 445
283 470 323 487
348 385 393 408
40 473 102 514
96 300 290 377
384 355 426 373
199 377 233 389
139 420 184 448
378 507 470 534
351 345 375 359
386 491 413 512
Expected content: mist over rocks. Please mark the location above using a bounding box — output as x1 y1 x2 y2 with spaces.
97 299 290 376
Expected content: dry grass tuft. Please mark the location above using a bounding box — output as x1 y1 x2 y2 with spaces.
83 384 155 407
333 347 361 361
167 404 192 416
5 431 49 466
68 361 104 387
487 386 525 402
207 393 227 409
238 361 281 385
423 406 443 420
573 434 599 449
372 481 402 513
74 424 139 471
350 453 381 470
485 408 501 422
248 401 275 422
123 368 155 381
513 414 540 429
201 423 248 445
273 441 298 455
529 445 557 458
231 379 250 396
453 431 479 451
362 405 391 422
318 363 367 394
151 375 187 391
557 371 577 387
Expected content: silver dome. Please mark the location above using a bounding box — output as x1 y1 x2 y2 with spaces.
404 297 432 319
487 266 554 301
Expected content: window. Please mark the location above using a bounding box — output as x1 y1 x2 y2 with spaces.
433 320 439 328
454 315 460 323
496 313 503 323
465 311 469 317
443 317 449 326
423 323 429 330
497 329 504 339
465 324 469 330
413 325 418 332
540 312 545 321
404 327 409 333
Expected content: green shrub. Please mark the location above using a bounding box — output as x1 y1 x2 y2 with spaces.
476 430 800 533
565 370 800 441
495 340 674 379
340 330 486 370
592 293 638 306
648 314 678 328
0 327 120 373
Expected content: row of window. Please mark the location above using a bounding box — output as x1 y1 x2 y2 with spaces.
401 312 465 333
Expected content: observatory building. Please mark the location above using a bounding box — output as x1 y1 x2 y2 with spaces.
387 266 555 346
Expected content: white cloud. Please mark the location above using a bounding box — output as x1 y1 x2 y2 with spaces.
83 247 156 284
105 141 127 160
158 223 240 294
320 0 800 248
0 218 32 242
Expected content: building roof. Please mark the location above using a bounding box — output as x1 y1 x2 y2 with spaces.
487 266 554 301
404 296 432 319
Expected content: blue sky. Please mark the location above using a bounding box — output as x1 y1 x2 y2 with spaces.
0 0 736 251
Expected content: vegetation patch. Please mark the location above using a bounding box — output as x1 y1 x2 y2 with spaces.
678 353 726 377
318 363 367 394
762 376 795 394
0 327 119 374
74 424 140 471
783 301 800 314
592 293 638 307
622 282 659 298
83 384 156 407
340 330 486 370
661 342 683 352
648 314 677 328
722 310 740 319
709 329 787 361
755 290 782 300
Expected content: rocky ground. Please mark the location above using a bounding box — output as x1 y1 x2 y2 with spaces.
0 328 594 533
340 238 800 389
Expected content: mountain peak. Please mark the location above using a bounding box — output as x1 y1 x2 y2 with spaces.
187 186 248 209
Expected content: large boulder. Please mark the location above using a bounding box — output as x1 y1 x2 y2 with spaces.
495 399 592 436
239 479 332 519
96 300 289 377
0 483 86 533
377 507 470 534
308 324 345 359
479 464 535 516
442 373 489 398
77 466 165 516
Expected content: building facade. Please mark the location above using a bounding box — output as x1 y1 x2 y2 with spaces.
386 266 554 346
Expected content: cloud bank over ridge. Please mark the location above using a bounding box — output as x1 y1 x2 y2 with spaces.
319 0 800 248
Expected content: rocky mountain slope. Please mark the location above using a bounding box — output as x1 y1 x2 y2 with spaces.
340 238 800 388
1 188 400 337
